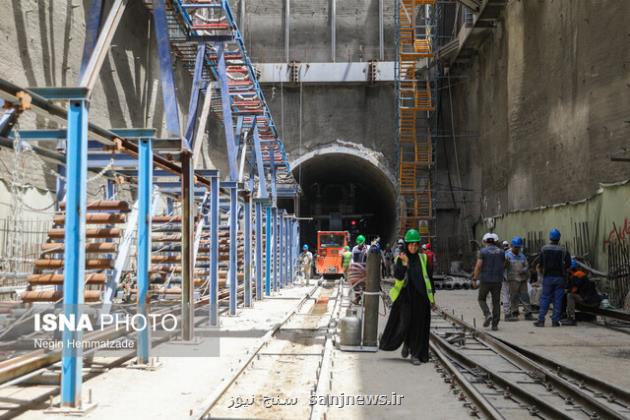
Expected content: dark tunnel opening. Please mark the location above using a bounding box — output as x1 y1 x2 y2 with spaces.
290 153 398 250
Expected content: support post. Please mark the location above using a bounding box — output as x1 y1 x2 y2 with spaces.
364 250 381 347
284 0 290 62
379 0 384 61
255 201 263 300
209 174 220 325
243 191 252 307
216 44 239 181
61 95 88 408
272 207 278 292
181 152 195 340
330 0 336 62
137 137 153 364
265 205 271 296
228 184 238 315
279 211 284 288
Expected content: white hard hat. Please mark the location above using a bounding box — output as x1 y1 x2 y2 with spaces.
502 240 509 246
483 233 499 243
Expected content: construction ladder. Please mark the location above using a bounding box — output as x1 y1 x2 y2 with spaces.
397 0 435 236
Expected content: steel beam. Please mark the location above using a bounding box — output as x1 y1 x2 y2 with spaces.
284 0 290 62
255 62 398 83
153 0 181 137
255 200 263 300
80 0 104 78
192 84 213 167
79 0 128 95
61 94 88 408
265 205 271 296
379 0 384 60
330 0 336 62
136 137 152 364
243 192 252 307
228 184 238 315
216 44 239 181
183 43 206 152
279 210 284 288
252 125 268 198
272 207 278 292
209 174 220 325
181 152 195 340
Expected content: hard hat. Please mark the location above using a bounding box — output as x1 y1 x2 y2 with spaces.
549 228 561 241
482 232 496 243
511 236 524 247
404 229 421 243
344 245 350 251
356 235 366 245
502 241 509 246
425 243 431 250
397 239 405 245
570 258 578 270
303 244 309 250
422 244 427 250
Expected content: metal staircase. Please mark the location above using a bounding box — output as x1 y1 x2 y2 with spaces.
397 0 436 236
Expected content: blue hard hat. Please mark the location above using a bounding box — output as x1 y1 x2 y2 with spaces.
303 244 309 250
570 258 578 270
511 236 523 247
549 228 561 241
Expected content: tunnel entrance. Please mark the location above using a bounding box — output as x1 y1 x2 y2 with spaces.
290 148 398 249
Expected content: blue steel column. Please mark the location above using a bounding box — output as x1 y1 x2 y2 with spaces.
137 138 152 364
61 97 87 408
243 193 252 307
228 185 238 315
279 211 284 288
209 175 220 326
272 207 278 292
255 201 263 300
285 216 290 286
265 205 271 296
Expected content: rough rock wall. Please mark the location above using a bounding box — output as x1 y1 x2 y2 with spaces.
441 0 630 233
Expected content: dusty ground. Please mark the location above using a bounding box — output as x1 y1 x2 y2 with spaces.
437 289 630 390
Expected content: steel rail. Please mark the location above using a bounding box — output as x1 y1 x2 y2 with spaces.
193 284 321 419
435 308 629 419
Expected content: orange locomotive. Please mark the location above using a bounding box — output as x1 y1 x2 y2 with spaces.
315 231 349 278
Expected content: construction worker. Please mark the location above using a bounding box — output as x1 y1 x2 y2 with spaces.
563 259 602 326
472 233 504 331
299 244 313 284
500 240 511 318
348 235 369 304
341 245 352 280
534 228 572 327
422 243 436 279
380 229 435 365
504 236 533 321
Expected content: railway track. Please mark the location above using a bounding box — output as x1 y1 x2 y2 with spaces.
194 282 340 420
430 308 630 420
0 286 249 419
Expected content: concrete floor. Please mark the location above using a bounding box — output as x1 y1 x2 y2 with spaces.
16 286 627 419
437 289 630 390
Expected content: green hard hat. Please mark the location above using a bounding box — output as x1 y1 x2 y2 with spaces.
344 245 350 251
356 235 366 245
404 229 421 243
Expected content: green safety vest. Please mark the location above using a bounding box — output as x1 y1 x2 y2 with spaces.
342 251 352 269
389 253 434 304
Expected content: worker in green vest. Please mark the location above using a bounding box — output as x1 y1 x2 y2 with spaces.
379 229 435 365
341 245 352 280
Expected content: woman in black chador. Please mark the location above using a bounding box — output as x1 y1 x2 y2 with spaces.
379 229 435 365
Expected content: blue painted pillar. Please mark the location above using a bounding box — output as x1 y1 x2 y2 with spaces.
255 201 263 301
228 185 238 315
243 193 252 307
285 216 290 286
272 207 278 292
265 205 271 296
279 211 284 288
137 138 152 364
61 98 87 408
209 175 220 326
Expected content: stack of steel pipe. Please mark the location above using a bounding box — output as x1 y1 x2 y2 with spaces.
21 200 131 303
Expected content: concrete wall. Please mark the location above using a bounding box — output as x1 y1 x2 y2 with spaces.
438 0 630 242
